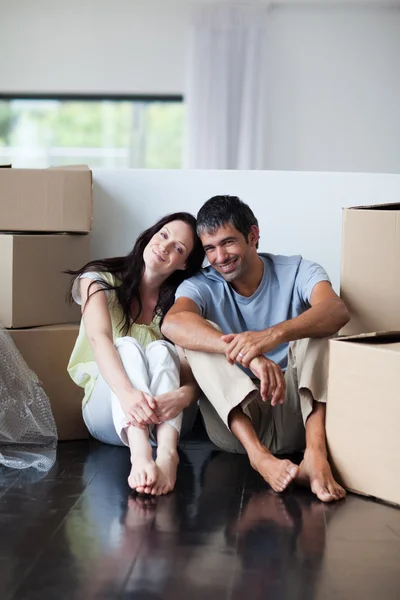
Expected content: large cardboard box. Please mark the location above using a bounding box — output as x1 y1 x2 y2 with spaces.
326 332 400 506
8 325 88 441
340 203 400 335
0 233 90 328
0 166 92 232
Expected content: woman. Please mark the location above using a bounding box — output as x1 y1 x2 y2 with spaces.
67 212 204 496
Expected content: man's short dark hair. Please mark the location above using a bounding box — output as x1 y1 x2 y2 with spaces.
197 195 259 246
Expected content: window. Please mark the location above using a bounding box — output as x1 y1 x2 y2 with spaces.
0 96 184 169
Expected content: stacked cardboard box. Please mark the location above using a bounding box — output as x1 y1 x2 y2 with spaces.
0 166 92 440
327 203 400 506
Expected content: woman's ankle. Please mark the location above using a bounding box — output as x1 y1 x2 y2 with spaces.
127 426 152 458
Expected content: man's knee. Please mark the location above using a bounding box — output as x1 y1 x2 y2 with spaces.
199 397 246 454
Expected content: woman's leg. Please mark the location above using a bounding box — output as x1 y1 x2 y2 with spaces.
83 375 125 446
146 340 182 495
151 423 179 495
111 337 158 492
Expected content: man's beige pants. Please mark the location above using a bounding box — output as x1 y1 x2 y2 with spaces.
184 337 329 455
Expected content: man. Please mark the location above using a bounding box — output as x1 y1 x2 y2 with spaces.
161 195 350 502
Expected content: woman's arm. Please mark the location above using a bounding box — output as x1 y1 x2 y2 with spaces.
80 278 159 427
153 347 200 422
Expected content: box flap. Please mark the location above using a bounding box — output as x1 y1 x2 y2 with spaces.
47 165 90 171
334 331 400 344
344 202 400 211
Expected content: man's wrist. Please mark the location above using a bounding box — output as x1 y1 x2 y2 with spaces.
269 323 288 345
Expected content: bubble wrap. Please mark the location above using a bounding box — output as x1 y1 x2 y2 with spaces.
0 328 57 471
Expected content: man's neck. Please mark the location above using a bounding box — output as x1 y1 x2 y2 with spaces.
230 256 264 297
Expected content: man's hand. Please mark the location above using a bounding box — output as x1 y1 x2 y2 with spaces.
120 389 159 428
153 388 188 423
248 355 285 406
221 328 280 367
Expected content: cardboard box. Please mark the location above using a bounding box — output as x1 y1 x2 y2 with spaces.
0 233 90 328
0 165 92 232
8 325 88 441
326 332 400 506
340 203 400 335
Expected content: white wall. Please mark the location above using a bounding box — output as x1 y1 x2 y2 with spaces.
92 168 400 292
1 1 399 172
0 0 188 95
263 5 400 173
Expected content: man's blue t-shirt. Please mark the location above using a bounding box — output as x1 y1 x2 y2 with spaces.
175 253 330 373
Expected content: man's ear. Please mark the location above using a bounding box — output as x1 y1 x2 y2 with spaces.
248 225 260 247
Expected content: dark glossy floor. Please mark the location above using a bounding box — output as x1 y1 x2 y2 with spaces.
1 423 400 600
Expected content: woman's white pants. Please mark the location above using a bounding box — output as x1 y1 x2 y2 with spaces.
82 337 183 447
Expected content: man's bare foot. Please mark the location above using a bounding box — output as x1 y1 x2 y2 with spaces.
250 448 299 492
128 455 158 494
234 491 295 534
150 449 179 496
295 449 346 502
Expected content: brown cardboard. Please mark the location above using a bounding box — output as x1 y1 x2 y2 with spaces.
0 233 90 328
8 325 88 441
326 332 400 506
340 203 400 335
0 166 92 232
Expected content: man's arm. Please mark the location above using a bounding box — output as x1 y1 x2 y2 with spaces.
163 298 287 406
223 281 350 367
162 297 227 354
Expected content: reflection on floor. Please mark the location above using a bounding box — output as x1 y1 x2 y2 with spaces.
1 432 400 600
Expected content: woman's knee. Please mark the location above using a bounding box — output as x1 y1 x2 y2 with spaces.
146 340 179 366
115 336 144 352
146 339 176 353
115 337 148 374
206 320 223 333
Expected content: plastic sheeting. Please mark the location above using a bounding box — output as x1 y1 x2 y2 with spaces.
0 327 57 471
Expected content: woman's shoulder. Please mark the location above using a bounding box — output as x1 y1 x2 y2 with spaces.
72 271 120 306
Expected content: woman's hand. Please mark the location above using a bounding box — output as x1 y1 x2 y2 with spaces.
153 388 189 423
120 389 159 428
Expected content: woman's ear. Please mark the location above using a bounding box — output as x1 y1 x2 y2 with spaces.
179 262 187 271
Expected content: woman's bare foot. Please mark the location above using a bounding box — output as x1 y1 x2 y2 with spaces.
127 426 157 494
295 448 346 502
150 449 179 496
124 495 157 529
128 456 158 493
250 448 299 492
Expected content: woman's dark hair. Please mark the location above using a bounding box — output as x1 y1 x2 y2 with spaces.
66 212 204 334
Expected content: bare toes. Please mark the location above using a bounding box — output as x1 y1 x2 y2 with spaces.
146 472 157 486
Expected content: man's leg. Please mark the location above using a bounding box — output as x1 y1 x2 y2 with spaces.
297 398 345 502
184 346 299 492
281 337 346 502
228 407 299 492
